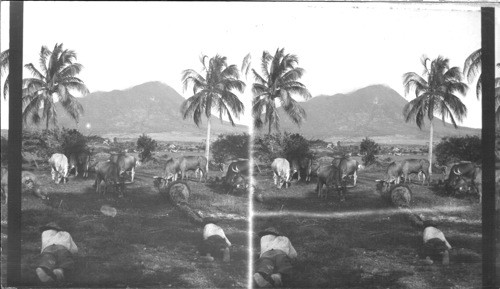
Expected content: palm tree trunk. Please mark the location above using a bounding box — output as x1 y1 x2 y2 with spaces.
428 119 433 176
45 117 49 131
268 121 272 136
205 117 211 178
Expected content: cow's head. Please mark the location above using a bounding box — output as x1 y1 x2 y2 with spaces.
153 176 167 192
375 179 391 196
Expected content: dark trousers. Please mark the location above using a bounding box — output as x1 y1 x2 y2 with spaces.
255 249 293 277
39 244 74 271
201 235 228 257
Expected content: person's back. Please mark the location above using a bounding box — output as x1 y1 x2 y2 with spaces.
201 221 231 262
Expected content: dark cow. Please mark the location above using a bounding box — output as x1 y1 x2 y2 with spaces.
68 151 92 178
401 159 430 185
290 157 313 182
316 165 345 200
94 161 124 196
386 161 403 184
224 159 251 192
375 180 412 208
446 162 481 202
334 157 362 186
271 158 291 189
110 153 138 182
179 156 208 182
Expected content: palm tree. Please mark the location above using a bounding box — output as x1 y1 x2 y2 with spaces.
22 43 88 130
181 54 245 173
251 48 311 135
403 55 468 175
0 49 9 99
463 48 481 99
495 64 500 126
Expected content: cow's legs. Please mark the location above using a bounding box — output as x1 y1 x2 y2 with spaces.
273 173 278 186
131 167 135 182
51 168 57 182
353 171 357 186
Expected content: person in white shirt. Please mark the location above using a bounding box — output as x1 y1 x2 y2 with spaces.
36 222 78 283
201 218 231 262
254 227 297 288
422 223 452 265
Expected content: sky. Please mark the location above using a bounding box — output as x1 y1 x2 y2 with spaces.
1 2 498 130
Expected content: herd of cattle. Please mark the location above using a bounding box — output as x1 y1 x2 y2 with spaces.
0 147 482 205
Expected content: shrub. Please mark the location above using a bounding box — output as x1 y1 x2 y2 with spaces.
60 128 89 156
253 132 312 163
434 135 481 165
137 133 157 161
211 133 250 164
360 137 379 166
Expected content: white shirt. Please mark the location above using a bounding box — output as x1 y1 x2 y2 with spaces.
423 227 452 249
41 230 78 254
260 235 297 258
203 224 231 246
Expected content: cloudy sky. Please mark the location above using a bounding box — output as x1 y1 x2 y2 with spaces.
1 2 498 130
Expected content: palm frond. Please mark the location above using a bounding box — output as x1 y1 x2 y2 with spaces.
463 48 481 83
24 63 45 80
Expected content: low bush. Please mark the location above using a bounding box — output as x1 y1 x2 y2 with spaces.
137 133 157 162
360 137 379 166
211 133 250 164
434 135 481 165
253 132 312 163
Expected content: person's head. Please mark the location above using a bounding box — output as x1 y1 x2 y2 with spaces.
258 227 280 238
39 222 63 233
423 238 449 262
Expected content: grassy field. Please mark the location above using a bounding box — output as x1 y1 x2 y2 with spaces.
252 156 482 288
1 150 249 288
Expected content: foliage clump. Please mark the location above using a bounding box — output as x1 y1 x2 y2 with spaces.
254 132 311 163
360 137 380 166
434 135 481 165
211 133 249 164
137 133 157 162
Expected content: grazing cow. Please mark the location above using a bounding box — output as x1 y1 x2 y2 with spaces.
68 151 92 178
401 159 430 185
1 168 47 203
110 153 138 182
271 158 291 189
375 180 412 208
94 161 124 196
49 153 69 184
310 156 335 178
386 161 403 184
290 157 313 182
316 165 345 200
335 157 362 186
179 156 208 182
152 157 181 191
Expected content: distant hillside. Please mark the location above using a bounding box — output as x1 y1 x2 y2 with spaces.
264 85 480 143
25 81 247 139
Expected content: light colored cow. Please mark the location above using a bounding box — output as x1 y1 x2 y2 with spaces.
271 158 291 189
49 153 69 184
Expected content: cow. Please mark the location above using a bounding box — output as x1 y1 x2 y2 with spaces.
49 153 69 184
446 162 481 202
179 156 208 182
334 157 362 186
316 165 345 200
386 161 404 184
109 153 138 182
68 151 92 178
1 168 47 203
290 157 313 182
271 158 291 189
310 156 335 178
94 161 124 196
224 159 251 192
152 158 181 191
401 159 430 185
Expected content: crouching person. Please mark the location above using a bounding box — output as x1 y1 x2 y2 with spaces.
201 218 231 262
422 223 452 265
36 222 78 283
254 227 297 288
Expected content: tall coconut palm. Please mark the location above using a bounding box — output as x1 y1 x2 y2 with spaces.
251 48 311 135
0 49 9 99
181 54 245 173
22 43 88 130
403 56 468 175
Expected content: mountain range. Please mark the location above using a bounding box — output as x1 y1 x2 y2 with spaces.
265 84 480 143
23 82 480 143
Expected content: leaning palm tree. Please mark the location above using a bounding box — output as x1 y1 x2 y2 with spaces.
403 55 468 175
22 43 88 130
0 49 9 99
181 54 245 173
251 48 311 135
